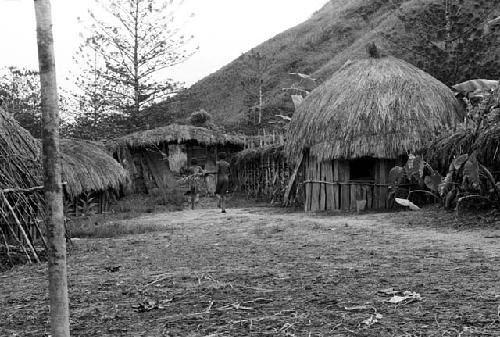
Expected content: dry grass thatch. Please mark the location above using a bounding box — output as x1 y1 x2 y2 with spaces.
114 124 246 149
59 139 129 199
0 108 41 190
285 52 464 162
1 108 45 263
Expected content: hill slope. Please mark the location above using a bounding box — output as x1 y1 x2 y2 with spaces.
148 0 500 132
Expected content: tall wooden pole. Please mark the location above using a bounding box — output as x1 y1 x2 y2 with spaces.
33 1 70 336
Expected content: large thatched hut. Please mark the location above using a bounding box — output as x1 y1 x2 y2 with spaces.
113 124 246 194
286 46 464 211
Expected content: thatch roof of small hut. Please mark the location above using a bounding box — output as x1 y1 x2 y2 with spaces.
59 139 129 198
1 108 129 199
115 124 246 149
0 108 41 190
285 45 464 162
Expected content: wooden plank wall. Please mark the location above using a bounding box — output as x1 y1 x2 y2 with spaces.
304 156 393 212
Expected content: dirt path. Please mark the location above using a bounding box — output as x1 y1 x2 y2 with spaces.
1 208 499 336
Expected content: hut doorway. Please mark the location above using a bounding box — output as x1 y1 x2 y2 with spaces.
349 157 376 182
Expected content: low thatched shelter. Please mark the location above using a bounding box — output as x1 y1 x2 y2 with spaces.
113 124 246 194
286 45 464 211
0 108 44 263
1 107 129 265
60 139 129 215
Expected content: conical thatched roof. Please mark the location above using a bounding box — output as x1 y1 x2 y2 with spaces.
285 48 464 162
59 139 129 198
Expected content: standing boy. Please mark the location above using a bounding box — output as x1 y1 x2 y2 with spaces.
215 152 230 213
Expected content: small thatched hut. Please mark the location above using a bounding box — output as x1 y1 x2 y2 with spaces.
1 107 130 264
59 139 130 215
0 108 44 263
113 124 246 194
286 45 464 211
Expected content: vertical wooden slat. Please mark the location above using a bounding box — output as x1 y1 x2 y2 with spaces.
339 160 350 210
350 183 359 210
366 185 373 209
379 160 388 209
374 162 380 208
311 157 321 211
304 155 311 212
325 161 334 210
332 160 340 209
319 161 326 211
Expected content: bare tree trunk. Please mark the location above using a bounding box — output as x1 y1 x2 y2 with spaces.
33 1 70 336
133 0 140 127
444 0 452 51
258 81 263 124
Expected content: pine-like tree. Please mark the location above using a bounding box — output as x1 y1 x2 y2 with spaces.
76 0 196 130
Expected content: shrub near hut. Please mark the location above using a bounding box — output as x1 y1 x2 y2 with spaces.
388 154 500 213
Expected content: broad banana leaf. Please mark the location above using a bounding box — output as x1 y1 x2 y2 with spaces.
452 154 468 171
452 79 499 94
424 172 442 192
439 172 454 197
388 166 404 186
395 198 421 210
288 73 316 91
405 155 424 179
463 152 480 188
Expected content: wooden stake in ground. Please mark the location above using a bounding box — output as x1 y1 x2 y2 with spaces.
34 1 70 336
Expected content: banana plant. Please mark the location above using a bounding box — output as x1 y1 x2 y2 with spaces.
389 152 500 212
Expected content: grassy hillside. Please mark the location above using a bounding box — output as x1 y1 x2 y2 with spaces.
147 0 500 133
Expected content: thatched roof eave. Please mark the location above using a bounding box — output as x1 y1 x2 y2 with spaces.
114 124 246 149
59 139 130 199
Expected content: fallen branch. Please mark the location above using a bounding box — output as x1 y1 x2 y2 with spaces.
142 273 172 289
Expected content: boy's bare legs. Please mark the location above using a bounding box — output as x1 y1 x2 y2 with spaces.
221 195 226 213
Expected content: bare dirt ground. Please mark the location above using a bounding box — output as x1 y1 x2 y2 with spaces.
1 206 499 336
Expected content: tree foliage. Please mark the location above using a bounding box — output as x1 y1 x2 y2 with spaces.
385 0 500 85
239 50 273 126
189 109 211 126
0 67 42 137
76 0 195 130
